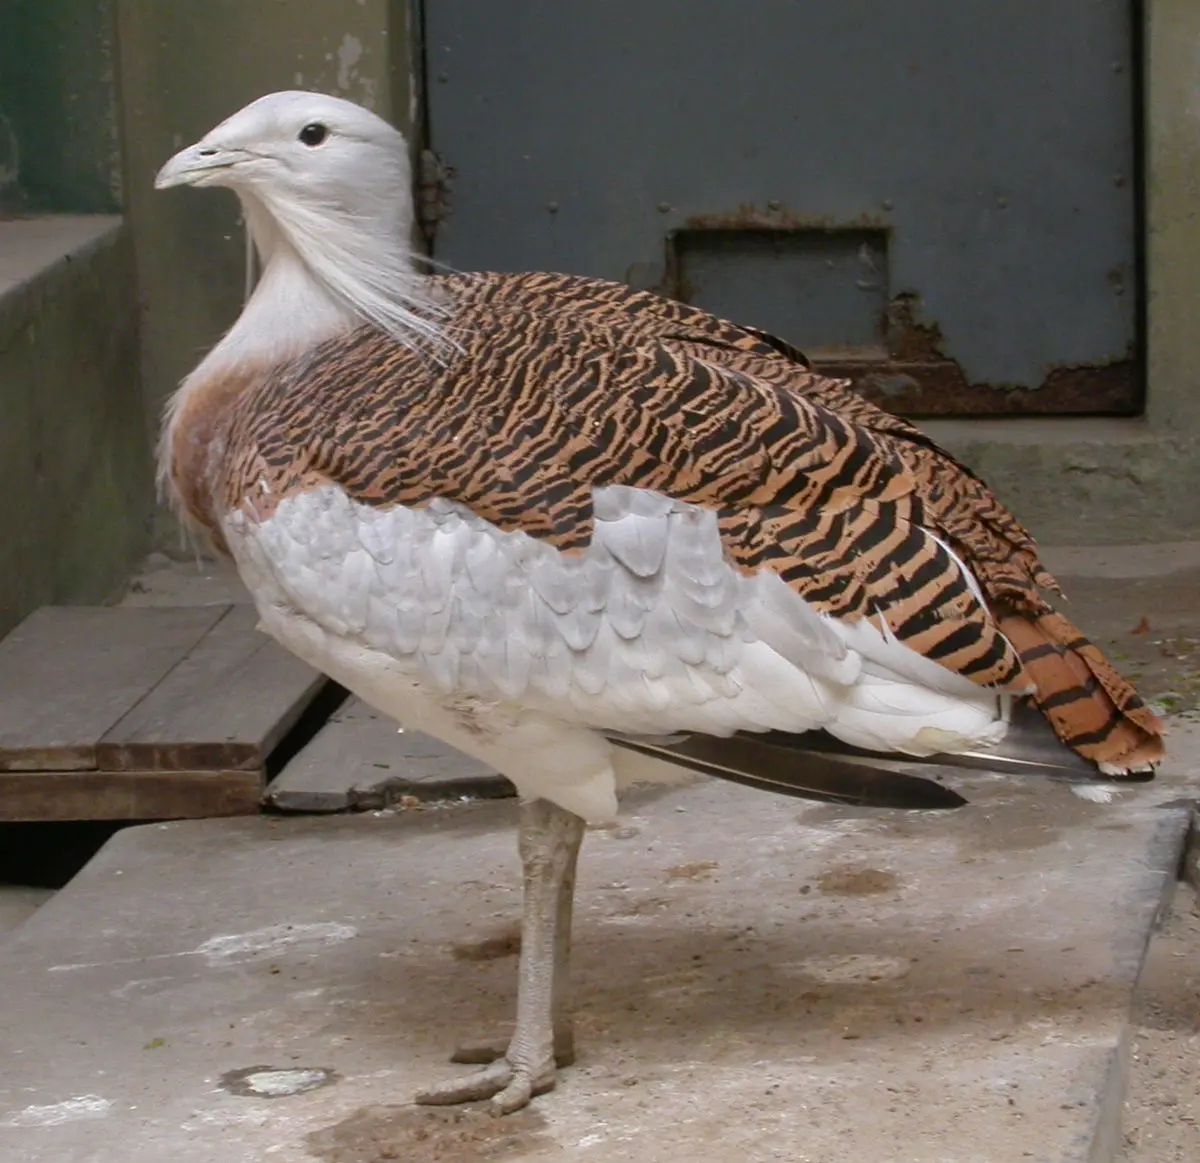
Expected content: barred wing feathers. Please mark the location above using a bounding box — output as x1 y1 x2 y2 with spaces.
466 272 1163 773
213 273 1030 772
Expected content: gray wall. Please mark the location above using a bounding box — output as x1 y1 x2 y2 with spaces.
924 0 1200 545
117 0 1200 547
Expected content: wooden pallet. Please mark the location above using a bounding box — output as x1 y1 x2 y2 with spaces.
0 605 327 822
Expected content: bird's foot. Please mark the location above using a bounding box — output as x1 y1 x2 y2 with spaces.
417 1028 575 1115
417 800 584 1116
415 1047 556 1115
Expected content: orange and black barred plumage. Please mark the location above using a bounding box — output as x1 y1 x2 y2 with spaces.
188 270 1163 772
495 272 1163 771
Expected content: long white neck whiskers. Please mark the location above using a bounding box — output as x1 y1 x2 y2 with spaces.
260 189 451 352
157 168 456 506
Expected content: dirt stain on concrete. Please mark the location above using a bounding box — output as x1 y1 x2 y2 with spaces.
451 926 521 962
817 867 899 896
666 860 719 881
306 1104 562 1162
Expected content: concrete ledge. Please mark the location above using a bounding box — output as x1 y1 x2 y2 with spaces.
0 214 153 636
0 216 124 304
924 418 1200 546
0 744 1196 1162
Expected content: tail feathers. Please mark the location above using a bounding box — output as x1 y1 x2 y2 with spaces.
609 732 968 810
606 608 1165 810
996 612 1166 774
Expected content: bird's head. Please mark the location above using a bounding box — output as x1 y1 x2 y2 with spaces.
156 91 448 352
156 90 412 234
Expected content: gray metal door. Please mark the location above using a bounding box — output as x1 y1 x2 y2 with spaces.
419 1 1140 416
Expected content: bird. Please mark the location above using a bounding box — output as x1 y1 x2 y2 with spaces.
155 90 1166 1115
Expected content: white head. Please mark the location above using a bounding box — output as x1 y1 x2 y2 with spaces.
157 91 446 352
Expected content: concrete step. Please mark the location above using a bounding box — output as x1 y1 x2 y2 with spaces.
0 724 1196 1163
0 886 54 940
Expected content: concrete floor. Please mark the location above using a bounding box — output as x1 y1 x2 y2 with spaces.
0 742 1197 1163
0 887 54 937
1121 880 1200 1163
0 545 1196 1162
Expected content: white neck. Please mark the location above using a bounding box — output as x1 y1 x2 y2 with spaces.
178 177 453 383
190 230 354 385
158 182 452 501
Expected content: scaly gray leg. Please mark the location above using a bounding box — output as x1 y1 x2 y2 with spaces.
415 797 585 1115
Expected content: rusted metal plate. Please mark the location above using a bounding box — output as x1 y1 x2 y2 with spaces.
817 355 1139 418
668 234 1141 417
671 227 890 359
812 289 1140 417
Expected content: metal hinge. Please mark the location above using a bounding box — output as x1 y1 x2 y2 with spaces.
416 148 450 241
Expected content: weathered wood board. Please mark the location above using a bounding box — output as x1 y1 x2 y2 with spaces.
0 606 225 772
97 606 326 774
0 770 264 822
0 605 329 822
265 696 512 812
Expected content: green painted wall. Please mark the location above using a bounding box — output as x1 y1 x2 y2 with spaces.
0 0 121 214
0 1 152 636
0 221 151 636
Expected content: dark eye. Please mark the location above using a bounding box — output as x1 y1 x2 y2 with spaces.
298 123 328 147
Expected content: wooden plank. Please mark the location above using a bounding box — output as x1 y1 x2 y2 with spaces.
0 606 229 772
97 605 328 773
265 696 511 812
0 770 263 822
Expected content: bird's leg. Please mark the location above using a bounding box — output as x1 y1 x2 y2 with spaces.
415 797 585 1115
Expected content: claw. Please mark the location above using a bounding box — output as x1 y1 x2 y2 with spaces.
415 1060 515 1106
490 1071 539 1116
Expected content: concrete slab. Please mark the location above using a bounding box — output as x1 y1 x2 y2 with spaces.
1045 547 1200 707
1119 880 1200 1163
265 697 511 813
0 217 122 299
0 727 1196 1163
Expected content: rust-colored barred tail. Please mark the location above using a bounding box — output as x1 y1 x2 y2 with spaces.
996 612 1165 771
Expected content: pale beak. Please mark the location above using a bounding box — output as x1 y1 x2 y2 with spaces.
154 141 252 189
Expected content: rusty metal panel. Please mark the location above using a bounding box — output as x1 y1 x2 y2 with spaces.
421 1 1140 415
674 229 889 357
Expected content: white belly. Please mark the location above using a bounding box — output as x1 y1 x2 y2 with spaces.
222 483 1008 822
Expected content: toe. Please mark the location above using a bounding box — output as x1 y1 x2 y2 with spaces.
489 1068 556 1117
414 1060 514 1106
489 1075 534 1116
